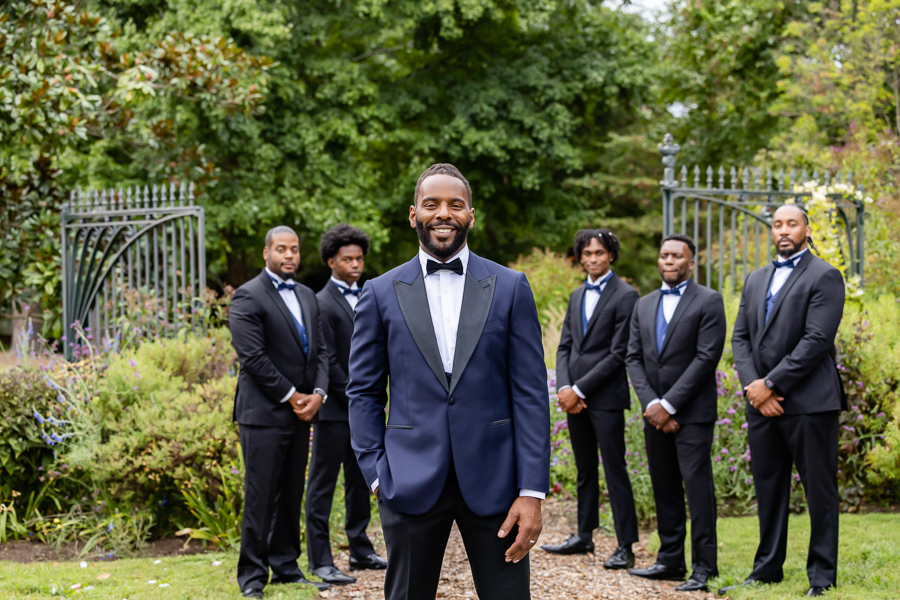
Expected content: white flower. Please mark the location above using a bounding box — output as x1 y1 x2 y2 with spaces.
80 561 88 569
148 580 157 584
212 561 223 566
154 560 161 564
159 583 171 588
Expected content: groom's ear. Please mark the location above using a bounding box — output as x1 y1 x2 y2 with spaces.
409 205 417 229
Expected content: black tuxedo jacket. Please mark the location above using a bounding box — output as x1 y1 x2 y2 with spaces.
732 251 846 414
229 270 329 426
316 282 355 421
626 279 726 424
556 273 639 411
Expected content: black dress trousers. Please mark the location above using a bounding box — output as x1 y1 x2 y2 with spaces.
305 420 376 569
567 408 639 547
378 466 530 600
747 410 840 588
237 421 311 591
643 422 718 577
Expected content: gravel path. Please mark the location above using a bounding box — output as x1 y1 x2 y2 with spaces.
321 499 720 600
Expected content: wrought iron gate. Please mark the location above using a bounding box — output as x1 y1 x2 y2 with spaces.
61 183 205 359
659 134 865 294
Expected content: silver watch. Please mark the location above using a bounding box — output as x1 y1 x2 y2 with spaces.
314 388 328 403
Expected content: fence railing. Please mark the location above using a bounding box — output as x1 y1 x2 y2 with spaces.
659 134 865 294
61 183 205 359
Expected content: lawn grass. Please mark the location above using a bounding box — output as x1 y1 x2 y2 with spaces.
647 513 900 599
0 552 320 599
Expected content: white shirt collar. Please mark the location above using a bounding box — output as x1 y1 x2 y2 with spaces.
661 279 690 291
265 266 294 286
330 275 359 290
587 270 613 286
418 244 470 277
777 248 807 266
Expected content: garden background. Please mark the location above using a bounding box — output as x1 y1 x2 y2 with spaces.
2 0 900 595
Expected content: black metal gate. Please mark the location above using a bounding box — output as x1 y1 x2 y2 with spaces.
61 183 205 358
659 134 865 293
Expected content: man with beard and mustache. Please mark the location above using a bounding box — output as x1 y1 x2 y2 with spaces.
722 204 846 598
229 226 331 597
347 163 551 600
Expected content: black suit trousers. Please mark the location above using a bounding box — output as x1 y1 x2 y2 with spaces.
378 466 530 600
237 422 310 591
567 409 639 547
644 422 717 576
305 420 375 568
747 411 839 588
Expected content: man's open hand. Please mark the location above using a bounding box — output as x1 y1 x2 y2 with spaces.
557 387 586 414
644 402 671 430
498 496 542 564
290 392 323 421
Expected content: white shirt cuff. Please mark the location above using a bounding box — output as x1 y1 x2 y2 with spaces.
648 398 676 414
371 478 379 493
571 384 586 399
519 489 546 500
280 386 296 403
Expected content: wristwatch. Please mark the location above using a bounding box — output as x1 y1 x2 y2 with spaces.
764 378 775 390
314 388 328 404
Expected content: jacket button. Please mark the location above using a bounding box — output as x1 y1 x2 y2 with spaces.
449 397 456 405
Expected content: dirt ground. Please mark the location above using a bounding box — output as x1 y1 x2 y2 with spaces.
0 538 209 563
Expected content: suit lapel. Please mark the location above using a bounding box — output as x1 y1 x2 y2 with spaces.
583 273 619 339
762 252 812 338
659 279 698 356
295 287 314 355
449 256 496 395
260 271 305 352
647 291 660 360
327 280 355 322
394 258 449 393
757 265 774 334
571 286 586 350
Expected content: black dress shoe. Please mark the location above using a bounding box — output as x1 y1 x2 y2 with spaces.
349 553 388 570
311 566 356 585
241 589 264 598
270 575 331 591
541 534 595 555
717 578 765 595
807 586 831 597
628 562 686 581
603 545 635 570
676 572 711 592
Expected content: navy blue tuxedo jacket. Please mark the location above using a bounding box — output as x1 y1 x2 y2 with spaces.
347 252 551 516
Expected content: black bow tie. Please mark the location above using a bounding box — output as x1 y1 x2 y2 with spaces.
426 258 464 276
772 258 796 269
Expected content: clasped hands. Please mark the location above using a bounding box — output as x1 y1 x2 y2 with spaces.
643 402 680 434
744 379 784 417
288 391 323 421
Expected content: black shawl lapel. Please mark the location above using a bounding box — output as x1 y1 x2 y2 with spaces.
449 255 496 395
259 270 305 352
583 273 620 339
326 280 355 322
659 279 698 356
571 285 586 350
393 258 449 393
761 251 812 338
757 264 774 334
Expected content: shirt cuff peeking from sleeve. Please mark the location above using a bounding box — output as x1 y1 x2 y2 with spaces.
371 478 379 493
519 489 546 500
571 384 586 399
280 386 296 403
648 398 676 414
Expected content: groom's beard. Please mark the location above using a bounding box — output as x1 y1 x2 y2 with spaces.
416 217 471 260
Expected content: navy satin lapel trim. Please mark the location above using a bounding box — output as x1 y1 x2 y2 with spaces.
393 272 449 393
449 270 496 395
584 274 618 339
327 280 355 322
659 281 697 356
762 252 812 337
260 271 305 352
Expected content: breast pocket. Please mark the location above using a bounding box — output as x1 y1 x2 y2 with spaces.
483 319 505 334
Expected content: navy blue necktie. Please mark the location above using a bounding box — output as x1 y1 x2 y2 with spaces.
269 275 308 354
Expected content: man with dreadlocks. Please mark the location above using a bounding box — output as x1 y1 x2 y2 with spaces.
723 204 846 598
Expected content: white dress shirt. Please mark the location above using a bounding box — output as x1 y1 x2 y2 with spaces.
560 271 613 400
769 249 807 296
330 276 360 310
647 279 689 415
372 245 545 500
266 267 304 403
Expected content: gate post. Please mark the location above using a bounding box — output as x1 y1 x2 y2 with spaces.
659 133 681 237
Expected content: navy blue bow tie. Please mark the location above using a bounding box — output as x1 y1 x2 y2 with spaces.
276 280 298 291
336 284 361 296
772 258 796 269
660 287 682 296
585 272 612 293
426 258 464 276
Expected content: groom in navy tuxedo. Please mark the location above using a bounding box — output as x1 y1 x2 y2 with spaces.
347 163 551 600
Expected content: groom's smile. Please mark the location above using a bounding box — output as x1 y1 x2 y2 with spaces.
410 173 475 261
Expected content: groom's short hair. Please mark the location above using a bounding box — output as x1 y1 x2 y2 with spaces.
414 163 472 206
265 225 298 247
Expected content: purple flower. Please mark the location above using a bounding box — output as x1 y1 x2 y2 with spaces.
129 359 136 367
133 386 139 391
730 466 737 472
745 478 752 485
726 408 736 415
851 405 858 411
715 456 722 462
843 425 855 432
877 412 886 418
721 448 729 454
741 423 749 429
857 415 863 421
